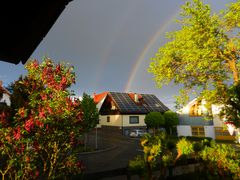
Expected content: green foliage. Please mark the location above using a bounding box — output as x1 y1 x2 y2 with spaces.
128 155 146 177
200 141 240 179
148 0 240 126
163 110 179 135
144 112 165 129
81 92 99 132
185 136 212 142
138 133 162 179
222 82 240 127
141 133 162 163
176 137 194 156
164 110 179 126
162 153 174 167
6 76 29 119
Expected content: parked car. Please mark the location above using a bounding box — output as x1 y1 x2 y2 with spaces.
129 129 147 137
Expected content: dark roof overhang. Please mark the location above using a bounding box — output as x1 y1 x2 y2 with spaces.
0 0 72 65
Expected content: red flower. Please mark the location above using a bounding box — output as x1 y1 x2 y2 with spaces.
19 108 25 118
13 127 21 140
40 94 47 101
46 124 49 131
35 120 44 128
25 119 34 132
56 64 61 73
39 110 45 119
35 170 39 177
47 106 53 114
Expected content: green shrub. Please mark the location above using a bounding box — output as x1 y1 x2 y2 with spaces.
176 137 194 156
186 136 212 142
128 155 146 177
200 141 240 179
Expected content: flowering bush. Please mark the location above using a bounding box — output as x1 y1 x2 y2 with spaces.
0 58 84 179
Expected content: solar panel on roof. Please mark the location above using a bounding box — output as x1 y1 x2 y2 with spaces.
142 94 169 112
110 92 148 114
108 92 168 114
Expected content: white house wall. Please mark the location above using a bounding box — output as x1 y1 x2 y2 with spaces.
122 114 146 127
204 126 215 139
177 125 215 139
99 114 147 127
211 105 224 127
99 115 122 127
177 126 192 137
0 93 10 106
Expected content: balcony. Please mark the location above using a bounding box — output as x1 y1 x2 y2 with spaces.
178 114 213 126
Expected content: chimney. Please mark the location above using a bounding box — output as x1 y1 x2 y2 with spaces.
134 93 139 103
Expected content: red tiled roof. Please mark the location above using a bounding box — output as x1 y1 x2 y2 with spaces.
93 92 108 104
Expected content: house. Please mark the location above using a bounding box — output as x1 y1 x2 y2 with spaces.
93 92 169 136
177 98 236 140
0 81 11 124
0 81 11 106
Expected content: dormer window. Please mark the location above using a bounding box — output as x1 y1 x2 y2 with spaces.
128 93 143 105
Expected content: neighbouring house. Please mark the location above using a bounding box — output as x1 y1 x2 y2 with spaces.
93 92 169 136
0 80 11 124
0 81 11 106
177 98 237 141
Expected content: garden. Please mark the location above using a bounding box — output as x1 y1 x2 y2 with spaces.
128 132 240 180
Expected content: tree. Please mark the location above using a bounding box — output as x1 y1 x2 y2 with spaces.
81 92 99 149
144 112 165 134
0 58 84 179
81 93 99 132
148 0 240 126
163 110 179 135
6 76 29 119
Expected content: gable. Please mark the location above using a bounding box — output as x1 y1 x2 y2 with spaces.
98 94 120 115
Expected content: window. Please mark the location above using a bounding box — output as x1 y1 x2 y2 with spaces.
107 116 110 122
129 116 139 124
215 127 235 140
191 126 205 137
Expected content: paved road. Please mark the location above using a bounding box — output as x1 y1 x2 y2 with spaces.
78 129 142 176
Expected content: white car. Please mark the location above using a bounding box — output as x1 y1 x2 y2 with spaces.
129 129 147 137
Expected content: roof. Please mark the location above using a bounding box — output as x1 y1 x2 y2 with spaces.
95 92 169 114
0 0 72 64
93 92 108 104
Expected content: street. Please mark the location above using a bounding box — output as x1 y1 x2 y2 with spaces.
78 129 142 178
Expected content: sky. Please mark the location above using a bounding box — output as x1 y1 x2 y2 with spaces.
0 0 235 110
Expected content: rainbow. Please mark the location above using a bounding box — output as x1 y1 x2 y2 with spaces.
124 10 180 92
93 2 136 88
